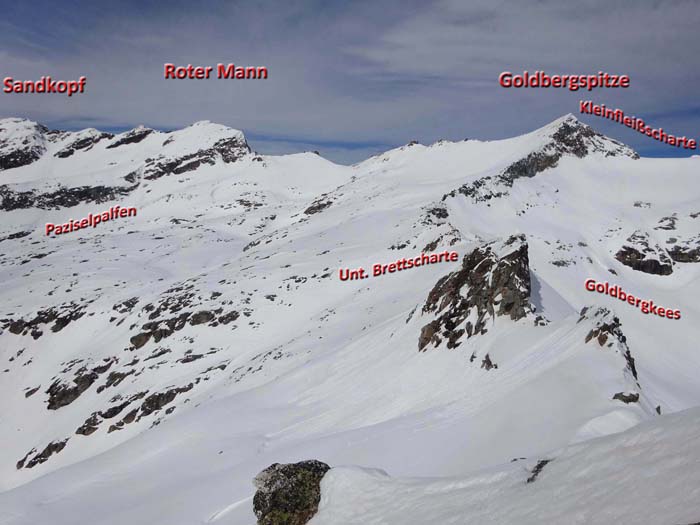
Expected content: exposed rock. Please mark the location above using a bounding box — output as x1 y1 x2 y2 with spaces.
144 347 171 361
0 230 31 243
481 354 497 370
190 310 215 325
137 383 193 420
613 392 640 404
130 332 152 349
654 215 677 231
112 297 139 314
178 353 204 363
46 361 113 410
526 459 551 483
667 235 700 263
444 116 637 203
304 198 332 215
22 439 69 469
142 135 249 180
76 413 101 435
253 460 330 525
581 307 638 380
0 119 47 171
108 409 138 433
106 127 153 149
16 448 36 469
0 183 137 211
419 235 532 351
1 303 87 337
54 131 113 158
96 369 135 393
615 231 673 275
24 386 40 398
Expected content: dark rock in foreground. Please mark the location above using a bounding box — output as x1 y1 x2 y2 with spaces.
253 460 330 525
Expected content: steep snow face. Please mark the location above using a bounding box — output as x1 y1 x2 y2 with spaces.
0 116 699 524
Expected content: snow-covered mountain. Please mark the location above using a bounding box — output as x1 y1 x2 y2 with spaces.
0 114 699 524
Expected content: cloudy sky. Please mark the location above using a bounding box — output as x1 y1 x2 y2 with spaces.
1 0 698 163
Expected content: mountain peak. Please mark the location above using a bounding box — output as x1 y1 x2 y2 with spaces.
532 113 638 160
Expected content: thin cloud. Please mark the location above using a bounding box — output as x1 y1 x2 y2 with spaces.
0 0 698 163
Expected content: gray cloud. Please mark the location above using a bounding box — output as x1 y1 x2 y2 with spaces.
1 0 698 163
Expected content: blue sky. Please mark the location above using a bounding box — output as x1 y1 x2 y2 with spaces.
1 0 699 163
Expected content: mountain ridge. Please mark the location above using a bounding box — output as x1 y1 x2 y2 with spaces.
0 113 698 524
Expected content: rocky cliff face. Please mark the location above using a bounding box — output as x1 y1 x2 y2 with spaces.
418 234 533 351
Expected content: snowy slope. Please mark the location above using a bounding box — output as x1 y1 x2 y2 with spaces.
312 406 700 525
0 115 699 524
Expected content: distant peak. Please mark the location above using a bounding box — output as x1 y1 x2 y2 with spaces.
532 114 637 159
536 113 584 135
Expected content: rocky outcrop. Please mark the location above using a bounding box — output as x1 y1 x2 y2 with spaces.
106 127 153 149
0 118 47 171
253 460 330 525
615 231 673 275
18 439 69 469
419 234 532 351
142 135 250 181
667 235 700 263
304 193 333 215
0 230 31 243
526 459 551 483
0 183 137 211
613 392 640 404
1 302 87 337
55 130 113 158
137 384 193 420
580 306 638 381
444 115 637 203
46 360 114 410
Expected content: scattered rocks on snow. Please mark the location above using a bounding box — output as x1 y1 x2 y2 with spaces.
1 302 88 338
0 230 31 243
654 215 678 231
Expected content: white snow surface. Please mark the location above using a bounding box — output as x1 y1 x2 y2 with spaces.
0 115 698 524
312 407 700 525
